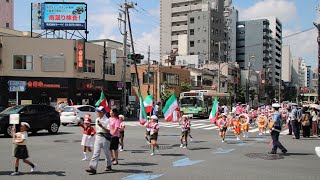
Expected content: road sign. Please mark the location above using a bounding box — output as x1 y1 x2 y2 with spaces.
9 86 26 92
116 82 123 88
8 81 27 87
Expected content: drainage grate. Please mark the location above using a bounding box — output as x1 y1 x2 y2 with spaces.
141 145 172 150
245 153 284 160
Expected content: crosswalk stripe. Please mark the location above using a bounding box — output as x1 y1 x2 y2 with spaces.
203 126 218 130
280 129 289 135
191 120 209 123
192 125 215 129
249 128 260 133
160 124 180 127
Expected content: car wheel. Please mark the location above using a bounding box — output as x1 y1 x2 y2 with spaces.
62 123 67 126
48 122 59 134
5 124 14 137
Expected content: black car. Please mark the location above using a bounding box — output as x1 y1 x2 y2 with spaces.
0 105 7 113
0 104 60 137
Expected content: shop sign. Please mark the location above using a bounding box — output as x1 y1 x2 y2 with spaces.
27 81 62 88
77 40 85 72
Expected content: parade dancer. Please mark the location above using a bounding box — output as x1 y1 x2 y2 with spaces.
145 116 151 144
79 114 96 161
119 115 125 152
11 122 37 176
187 116 193 141
240 113 250 138
233 116 242 140
109 108 121 165
179 115 190 148
268 103 287 154
257 114 267 135
150 115 159 155
218 114 228 142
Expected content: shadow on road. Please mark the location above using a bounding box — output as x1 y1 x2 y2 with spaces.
282 152 315 156
96 169 152 175
159 153 185 157
126 149 149 154
120 162 158 166
190 141 207 143
159 134 180 137
188 147 211 151
0 171 66 176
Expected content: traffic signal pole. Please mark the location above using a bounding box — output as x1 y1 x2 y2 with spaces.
314 22 320 102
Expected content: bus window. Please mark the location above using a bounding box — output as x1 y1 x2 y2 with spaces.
181 97 202 107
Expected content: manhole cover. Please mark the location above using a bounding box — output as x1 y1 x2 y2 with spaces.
53 140 81 143
141 145 172 150
245 153 284 160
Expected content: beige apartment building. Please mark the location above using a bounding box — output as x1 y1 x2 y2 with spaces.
0 34 130 107
0 0 14 29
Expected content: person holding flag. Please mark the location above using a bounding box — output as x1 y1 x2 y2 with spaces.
179 115 190 148
149 115 159 156
218 114 228 142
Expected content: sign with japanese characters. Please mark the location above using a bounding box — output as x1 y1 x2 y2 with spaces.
41 2 87 30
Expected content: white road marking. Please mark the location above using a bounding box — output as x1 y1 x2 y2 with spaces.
249 128 260 133
192 124 215 129
315 147 320 158
203 126 219 130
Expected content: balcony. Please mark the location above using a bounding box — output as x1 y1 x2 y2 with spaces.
171 4 202 13
171 16 188 23
172 25 188 32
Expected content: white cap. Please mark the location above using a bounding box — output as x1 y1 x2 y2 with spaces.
272 103 281 108
221 113 227 117
151 115 158 120
21 122 30 128
119 115 125 120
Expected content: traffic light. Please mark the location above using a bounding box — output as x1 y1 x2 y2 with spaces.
127 53 144 64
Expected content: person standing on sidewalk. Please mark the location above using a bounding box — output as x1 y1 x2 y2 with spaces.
109 108 121 165
310 107 318 137
86 106 112 174
268 103 287 154
291 104 300 139
119 115 125 151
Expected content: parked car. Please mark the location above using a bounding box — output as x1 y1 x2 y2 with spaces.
0 104 61 137
60 105 97 126
0 105 7 113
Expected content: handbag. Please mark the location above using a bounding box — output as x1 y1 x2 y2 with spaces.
99 132 112 141
301 114 310 126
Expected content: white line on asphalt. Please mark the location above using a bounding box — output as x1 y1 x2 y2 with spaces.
249 128 259 133
191 120 209 123
203 126 219 130
189 123 206 127
192 125 215 129
315 147 320 158
280 129 289 135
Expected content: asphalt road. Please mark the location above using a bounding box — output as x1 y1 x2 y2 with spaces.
0 118 319 180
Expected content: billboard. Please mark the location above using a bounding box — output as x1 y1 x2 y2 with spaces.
32 2 87 30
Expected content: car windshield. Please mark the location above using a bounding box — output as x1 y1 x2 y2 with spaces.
0 106 24 114
180 97 202 107
62 107 75 112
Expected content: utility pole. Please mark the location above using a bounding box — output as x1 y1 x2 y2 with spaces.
103 41 107 91
217 41 221 93
314 22 320 101
147 45 151 95
247 55 254 104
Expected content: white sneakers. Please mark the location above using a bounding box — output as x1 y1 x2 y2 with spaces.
150 153 155 156
120 149 124 152
190 138 193 142
222 140 225 143
11 172 20 176
31 164 38 172
82 157 88 161
180 144 184 148
182 146 187 149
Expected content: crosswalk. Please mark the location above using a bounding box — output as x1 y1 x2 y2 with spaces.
124 119 290 135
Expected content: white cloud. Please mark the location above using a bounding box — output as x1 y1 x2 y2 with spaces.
283 28 318 67
240 0 297 23
134 27 160 61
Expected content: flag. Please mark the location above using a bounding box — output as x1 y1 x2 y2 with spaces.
138 91 147 125
172 107 181 122
209 97 219 123
70 99 74 106
95 91 110 113
143 95 153 114
162 94 179 122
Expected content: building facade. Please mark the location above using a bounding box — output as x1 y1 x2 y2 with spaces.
160 0 226 64
236 19 274 100
0 0 14 29
224 0 238 63
0 35 130 108
130 65 190 104
281 46 292 83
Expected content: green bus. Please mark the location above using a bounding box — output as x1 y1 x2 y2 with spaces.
179 90 230 118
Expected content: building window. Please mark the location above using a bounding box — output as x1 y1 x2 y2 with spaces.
105 63 115 75
190 29 194 35
190 41 194 47
215 29 219 35
190 52 194 55
143 72 154 84
84 59 95 73
13 55 33 70
190 17 194 23
6 22 9 28
163 73 179 85
6 0 9 2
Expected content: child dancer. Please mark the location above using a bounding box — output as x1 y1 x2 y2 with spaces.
150 115 159 156
186 116 193 141
233 116 242 140
257 114 267 135
11 122 37 176
145 116 151 144
218 114 228 142
79 114 96 161
119 115 125 152
179 115 190 148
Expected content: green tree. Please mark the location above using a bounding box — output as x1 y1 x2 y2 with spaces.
180 82 192 92
160 83 172 104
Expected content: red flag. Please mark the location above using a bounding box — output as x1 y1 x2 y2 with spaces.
95 91 110 113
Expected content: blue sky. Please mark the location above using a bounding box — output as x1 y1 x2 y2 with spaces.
14 0 318 67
